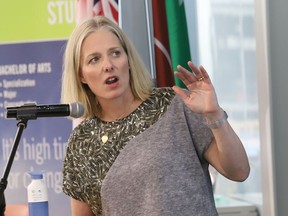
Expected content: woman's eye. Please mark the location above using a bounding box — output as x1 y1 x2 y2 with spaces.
89 56 99 63
112 50 121 57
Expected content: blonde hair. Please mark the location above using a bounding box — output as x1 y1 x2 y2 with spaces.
61 16 153 119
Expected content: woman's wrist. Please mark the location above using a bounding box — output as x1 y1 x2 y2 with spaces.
204 109 228 129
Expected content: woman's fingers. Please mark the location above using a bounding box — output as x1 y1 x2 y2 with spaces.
174 61 214 91
175 64 196 86
172 86 190 100
199 65 211 79
175 61 209 84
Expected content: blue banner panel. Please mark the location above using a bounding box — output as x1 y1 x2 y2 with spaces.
0 40 72 215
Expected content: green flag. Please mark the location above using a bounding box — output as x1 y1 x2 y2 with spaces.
165 0 191 88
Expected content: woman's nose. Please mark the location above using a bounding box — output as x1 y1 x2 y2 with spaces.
104 65 113 72
103 58 114 72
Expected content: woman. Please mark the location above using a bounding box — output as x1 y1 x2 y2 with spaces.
61 16 250 216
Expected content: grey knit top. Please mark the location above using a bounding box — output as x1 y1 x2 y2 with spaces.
62 87 218 216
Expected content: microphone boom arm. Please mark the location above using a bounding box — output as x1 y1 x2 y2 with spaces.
0 118 28 216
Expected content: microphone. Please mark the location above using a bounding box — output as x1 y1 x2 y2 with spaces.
6 102 84 120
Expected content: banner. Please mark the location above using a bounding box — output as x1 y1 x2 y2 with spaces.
0 1 76 215
0 0 76 42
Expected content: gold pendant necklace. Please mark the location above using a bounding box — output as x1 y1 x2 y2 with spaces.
101 135 108 144
100 99 135 144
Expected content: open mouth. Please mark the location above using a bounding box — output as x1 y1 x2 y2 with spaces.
105 76 119 84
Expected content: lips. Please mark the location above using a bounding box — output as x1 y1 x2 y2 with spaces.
105 76 119 85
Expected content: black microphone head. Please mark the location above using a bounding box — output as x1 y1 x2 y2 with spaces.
69 102 84 118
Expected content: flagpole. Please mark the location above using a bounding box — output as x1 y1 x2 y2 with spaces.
144 0 156 86
118 0 122 27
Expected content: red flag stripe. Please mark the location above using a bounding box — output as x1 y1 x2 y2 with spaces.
152 0 175 87
93 0 118 24
154 38 173 71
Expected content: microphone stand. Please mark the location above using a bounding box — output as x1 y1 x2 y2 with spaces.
0 118 29 216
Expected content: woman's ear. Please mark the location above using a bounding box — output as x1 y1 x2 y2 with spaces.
79 73 87 84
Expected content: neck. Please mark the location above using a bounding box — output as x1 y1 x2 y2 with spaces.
99 96 137 121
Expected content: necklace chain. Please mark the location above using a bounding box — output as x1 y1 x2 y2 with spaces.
115 99 135 120
101 99 135 144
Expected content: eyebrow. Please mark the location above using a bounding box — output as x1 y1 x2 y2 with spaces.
88 46 121 56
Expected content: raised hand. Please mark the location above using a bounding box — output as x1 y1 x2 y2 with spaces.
172 61 220 115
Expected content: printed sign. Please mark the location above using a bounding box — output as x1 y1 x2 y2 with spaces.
0 1 76 215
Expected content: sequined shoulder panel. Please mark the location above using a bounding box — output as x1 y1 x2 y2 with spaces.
62 87 175 215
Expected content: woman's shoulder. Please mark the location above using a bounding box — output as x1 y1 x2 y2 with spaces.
152 86 174 93
139 87 176 111
150 87 175 100
69 117 97 140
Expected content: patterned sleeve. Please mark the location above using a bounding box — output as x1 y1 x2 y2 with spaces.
62 124 104 215
62 130 85 201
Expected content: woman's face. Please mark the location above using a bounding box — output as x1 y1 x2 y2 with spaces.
80 29 131 103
